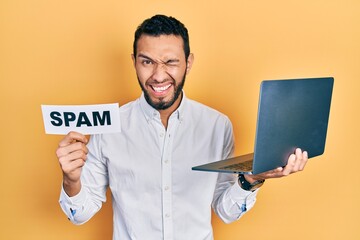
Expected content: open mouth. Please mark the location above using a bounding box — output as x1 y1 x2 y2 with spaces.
151 83 172 94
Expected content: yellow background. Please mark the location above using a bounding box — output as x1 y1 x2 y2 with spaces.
1 0 359 239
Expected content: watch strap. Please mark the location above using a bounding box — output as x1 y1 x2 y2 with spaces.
238 174 265 191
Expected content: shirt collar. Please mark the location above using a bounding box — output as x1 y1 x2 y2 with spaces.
139 91 187 122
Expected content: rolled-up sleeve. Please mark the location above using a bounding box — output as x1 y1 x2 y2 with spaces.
59 134 108 225
212 173 258 224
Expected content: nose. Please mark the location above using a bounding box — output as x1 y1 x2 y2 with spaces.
152 63 169 82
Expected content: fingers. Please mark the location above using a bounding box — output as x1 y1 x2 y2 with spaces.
282 153 296 176
57 144 88 174
253 148 309 180
56 131 88 159
251 167 284 180
56 141 88 158
61 157 86 174
56 131 89 182
291 148 308 172
299 150 308 170
59 131 88 147
58 148 88 166
282 148 308 176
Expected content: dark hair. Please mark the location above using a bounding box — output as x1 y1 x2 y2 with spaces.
133 14 190 59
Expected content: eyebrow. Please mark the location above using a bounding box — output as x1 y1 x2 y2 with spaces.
137 54 179 64
137 54 154 61
165 59 180 63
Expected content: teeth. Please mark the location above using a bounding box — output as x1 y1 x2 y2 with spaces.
153 84 171 92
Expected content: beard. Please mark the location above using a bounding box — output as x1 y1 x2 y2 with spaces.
138 73 186 110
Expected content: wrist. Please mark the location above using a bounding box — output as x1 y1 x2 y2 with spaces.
238 174 265 191
63 178 81 197
243 174 258 184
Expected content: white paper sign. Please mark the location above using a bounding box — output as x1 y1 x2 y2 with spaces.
41 103 121 135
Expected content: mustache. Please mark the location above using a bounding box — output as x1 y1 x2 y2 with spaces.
146 78 176 85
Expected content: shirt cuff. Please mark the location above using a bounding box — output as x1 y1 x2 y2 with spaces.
59 184 87 223
229 180 259 199
229 181 259 215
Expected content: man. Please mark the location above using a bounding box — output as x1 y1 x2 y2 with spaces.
56 15 308 240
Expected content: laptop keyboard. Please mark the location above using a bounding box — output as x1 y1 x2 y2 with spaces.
219 161 253 171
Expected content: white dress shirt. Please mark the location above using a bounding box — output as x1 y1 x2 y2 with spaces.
59 93 258 240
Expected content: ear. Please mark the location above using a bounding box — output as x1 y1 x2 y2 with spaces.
185 53 194 75
131 54 136 67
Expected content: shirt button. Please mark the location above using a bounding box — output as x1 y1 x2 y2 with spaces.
165 213 170 218
160 132 164 137
164 186 170 191
164 159 169 164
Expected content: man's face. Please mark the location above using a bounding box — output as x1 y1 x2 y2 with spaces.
132 34 193 110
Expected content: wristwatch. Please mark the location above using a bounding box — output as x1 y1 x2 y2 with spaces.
238 174 265 191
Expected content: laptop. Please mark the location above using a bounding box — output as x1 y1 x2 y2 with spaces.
192 77 334 175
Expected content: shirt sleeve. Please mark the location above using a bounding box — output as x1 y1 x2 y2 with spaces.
211 117 258 224
212 173 258 224
59 134 108 224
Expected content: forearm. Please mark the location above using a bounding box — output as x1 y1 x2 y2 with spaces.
63 176 82 197
212 174 258 224
58 134 108 225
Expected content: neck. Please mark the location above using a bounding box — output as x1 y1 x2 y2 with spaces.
158 92 183 129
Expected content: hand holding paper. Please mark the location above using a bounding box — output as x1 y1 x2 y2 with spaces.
42 103 121 196
56 131 89 197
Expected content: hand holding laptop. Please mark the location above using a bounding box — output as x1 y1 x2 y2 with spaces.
192 77 333 177
244 148 308 184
